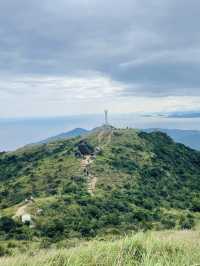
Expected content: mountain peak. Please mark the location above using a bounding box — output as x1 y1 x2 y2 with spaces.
1 127 200 241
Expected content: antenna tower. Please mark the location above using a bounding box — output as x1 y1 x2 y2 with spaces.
104 110 108 125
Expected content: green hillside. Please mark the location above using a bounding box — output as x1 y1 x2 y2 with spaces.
0 126 200 241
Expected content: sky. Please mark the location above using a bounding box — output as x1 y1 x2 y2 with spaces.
1 0 200 117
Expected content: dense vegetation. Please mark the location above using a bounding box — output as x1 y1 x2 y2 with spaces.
0 126 200 242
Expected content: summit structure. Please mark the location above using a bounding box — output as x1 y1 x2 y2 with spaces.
104 110 108 125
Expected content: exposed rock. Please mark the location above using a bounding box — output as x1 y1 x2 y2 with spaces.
77 140 94 155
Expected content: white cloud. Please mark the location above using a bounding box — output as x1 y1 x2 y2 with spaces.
0 73 125 100
1 73 200 117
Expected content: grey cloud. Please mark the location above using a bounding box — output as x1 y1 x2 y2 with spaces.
0 0 200 96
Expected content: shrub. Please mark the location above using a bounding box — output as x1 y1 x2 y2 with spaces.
0 245 10 257
179 215 195 229
161 214 176 229
0 217 17 233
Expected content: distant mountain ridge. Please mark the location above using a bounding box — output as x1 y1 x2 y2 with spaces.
167 112 200 118
38 128 89 144
146 111 200 118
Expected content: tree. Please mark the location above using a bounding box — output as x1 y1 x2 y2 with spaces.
0 217 17 233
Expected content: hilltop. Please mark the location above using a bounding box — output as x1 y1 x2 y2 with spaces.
35 126 200 150
0 126 200 242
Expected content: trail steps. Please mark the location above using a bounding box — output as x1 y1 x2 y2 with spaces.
81 155 97 196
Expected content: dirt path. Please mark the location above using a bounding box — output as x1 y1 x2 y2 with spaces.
81 155 97 195
87 175 97 196
13 203 30 218
81 129 113 195
80 155 92 168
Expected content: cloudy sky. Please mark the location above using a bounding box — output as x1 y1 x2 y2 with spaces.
1 0 200 117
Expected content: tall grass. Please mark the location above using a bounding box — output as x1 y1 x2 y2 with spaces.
1 231 200 266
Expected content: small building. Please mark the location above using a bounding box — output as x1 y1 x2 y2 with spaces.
21 213 32 225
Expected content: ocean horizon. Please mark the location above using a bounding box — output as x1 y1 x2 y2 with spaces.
1 113 200 151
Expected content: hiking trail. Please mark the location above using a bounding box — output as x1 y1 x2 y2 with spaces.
13 203 30 219
81 155 97 196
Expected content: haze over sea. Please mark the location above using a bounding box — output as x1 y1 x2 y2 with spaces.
1 114 200 151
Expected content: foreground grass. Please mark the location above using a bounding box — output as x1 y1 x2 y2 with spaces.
1 230 200 266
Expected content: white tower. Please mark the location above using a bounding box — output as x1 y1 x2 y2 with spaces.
104 110 108 125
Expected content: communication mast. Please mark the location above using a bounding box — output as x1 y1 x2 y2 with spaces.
104 110 108 125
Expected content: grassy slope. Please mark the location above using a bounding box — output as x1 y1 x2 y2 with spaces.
89 127 200 210
0 138 84 207
1 126 200 239
1 230 200 266
1 126 200 207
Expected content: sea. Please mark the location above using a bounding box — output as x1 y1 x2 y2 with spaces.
1 113 200 151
